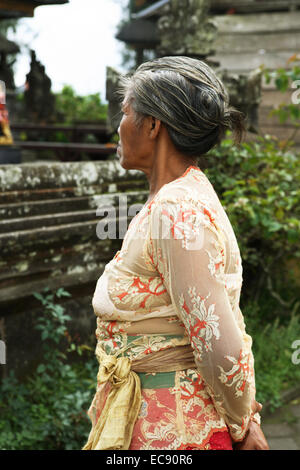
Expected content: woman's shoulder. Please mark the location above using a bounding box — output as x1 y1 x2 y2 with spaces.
146 167 223 241
152 167 214 210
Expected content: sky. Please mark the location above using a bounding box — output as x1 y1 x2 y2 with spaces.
7 0 128 102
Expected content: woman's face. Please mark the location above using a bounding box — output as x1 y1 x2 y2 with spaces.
117 98 152 171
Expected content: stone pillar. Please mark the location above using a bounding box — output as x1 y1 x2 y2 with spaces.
157 0 217 59
218 67 263 133
106 66 123 134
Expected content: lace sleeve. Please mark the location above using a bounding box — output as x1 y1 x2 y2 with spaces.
146 196 254 442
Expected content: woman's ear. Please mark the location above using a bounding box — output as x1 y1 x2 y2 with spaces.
149 116 161 139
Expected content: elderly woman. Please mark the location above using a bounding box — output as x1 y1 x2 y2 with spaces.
83 56 269 451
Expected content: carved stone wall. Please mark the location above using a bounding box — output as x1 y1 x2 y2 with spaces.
218 67 263 133
106 66 124 134
0 160 148 378
157 0 217 58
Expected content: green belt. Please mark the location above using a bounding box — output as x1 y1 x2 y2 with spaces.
138 370 175 389
125 334 183 389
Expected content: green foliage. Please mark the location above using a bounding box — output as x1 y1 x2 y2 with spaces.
263 57 300 142
0 288 97 450
245 302 300 412
54 85 108 125
206 133 300 320
206 131 300 411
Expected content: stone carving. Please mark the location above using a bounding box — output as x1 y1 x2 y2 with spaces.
0 52 16 91
106 66 123 134
24 50 55 123
157 0 217 57
219 67 263 133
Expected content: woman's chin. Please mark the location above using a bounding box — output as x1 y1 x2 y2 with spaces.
120 161 131 170
118 157 128 170
118 156 133 170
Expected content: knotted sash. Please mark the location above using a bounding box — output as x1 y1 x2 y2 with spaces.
82 347 142 450
82 342 195 450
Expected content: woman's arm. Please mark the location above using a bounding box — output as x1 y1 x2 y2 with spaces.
147 197 258 443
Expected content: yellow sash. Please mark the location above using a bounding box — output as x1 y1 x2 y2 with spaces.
82 348 142 450
82 339 195 450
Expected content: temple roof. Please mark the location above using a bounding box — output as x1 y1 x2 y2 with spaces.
0 1 68 19
116 19 159 47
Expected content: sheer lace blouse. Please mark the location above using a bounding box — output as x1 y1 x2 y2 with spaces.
92 165 257 441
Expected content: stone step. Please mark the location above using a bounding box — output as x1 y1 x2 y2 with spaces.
0 178 148 204
0 265 105 305
0 240 115 282
0 209 99 233
0 203 145 235
0 160 146 193
0 190 148 220
0 216 129 256
215 31 300 55
0 195 93 219
214 11 300 35
211 50 297 73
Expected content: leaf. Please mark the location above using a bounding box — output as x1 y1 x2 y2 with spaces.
289 105 300 120
56 288 71 298
268 221 282 233
41 331 48 341
275 74 289 92
37 364 46 374
33 293 47 305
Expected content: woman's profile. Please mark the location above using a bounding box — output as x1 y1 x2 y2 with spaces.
83 56 269 451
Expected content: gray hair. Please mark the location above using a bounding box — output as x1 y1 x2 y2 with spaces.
118 56 245 157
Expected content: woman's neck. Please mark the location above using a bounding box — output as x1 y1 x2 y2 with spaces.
140 125 198 202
